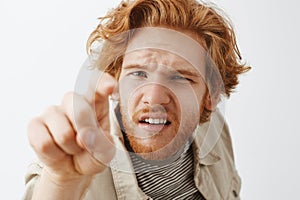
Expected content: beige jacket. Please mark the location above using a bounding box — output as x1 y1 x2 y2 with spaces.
23 110 241 200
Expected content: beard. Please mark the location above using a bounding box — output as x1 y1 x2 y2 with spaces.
120 104 199 161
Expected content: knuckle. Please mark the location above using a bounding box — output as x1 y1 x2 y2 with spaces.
43 105 60 116
61 91 77 114
27 119 53 154
36 139 55 155
27 117 44 142
62 91 75 105
56 128 75 145
27 117 40 132
76 104 92 119
74 100 93 119
62 91 96 128
62 91 86 116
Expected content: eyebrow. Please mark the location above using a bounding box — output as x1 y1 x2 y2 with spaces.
123 64 201 78
174 69 201 77
166 60 203 77
122 64 147 70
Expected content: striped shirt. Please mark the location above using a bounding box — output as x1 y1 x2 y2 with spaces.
125 138 206 200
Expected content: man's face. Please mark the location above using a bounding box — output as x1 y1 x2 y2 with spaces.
117 28 207 160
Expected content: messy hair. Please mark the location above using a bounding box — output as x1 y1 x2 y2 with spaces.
87 0 250 122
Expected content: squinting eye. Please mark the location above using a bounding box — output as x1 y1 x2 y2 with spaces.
171 75 193 82
130 71 147 78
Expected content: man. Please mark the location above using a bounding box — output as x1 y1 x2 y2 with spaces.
24 0 250 199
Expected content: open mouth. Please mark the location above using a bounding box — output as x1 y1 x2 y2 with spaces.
139 117 171 125
132 110 172 134
137 117 171 134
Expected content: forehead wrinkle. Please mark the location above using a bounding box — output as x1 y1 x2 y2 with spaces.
124 27 206 76
124 49 192 67
123 50 155 66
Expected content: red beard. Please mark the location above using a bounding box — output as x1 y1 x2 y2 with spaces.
121 105 197 160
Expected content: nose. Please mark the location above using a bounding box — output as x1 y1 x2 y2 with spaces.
141 83 171 105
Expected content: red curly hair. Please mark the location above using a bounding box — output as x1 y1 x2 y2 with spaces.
87 0 250 122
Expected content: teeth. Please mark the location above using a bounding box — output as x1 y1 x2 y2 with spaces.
144 118 167 125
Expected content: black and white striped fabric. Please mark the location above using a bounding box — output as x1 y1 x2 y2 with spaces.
128 143 206 200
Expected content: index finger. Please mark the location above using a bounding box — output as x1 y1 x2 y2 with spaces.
86 70 118 104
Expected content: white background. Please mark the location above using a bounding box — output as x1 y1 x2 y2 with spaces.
0 0 299 199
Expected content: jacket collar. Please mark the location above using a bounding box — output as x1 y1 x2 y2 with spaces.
192 110 226 166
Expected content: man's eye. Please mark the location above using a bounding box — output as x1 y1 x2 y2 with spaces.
171 75 193 83
130 71 147 78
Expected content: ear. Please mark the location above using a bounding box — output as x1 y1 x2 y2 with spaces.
203 92 219 111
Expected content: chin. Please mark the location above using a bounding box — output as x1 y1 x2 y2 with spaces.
119 104 199 161
127 133 189 161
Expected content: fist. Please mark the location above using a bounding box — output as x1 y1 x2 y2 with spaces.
27 72 117 182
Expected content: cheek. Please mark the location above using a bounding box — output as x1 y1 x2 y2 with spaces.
119 91 131 118
176 86 202 107
192 83 207 114
175 87 205 124
119 80 142 117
